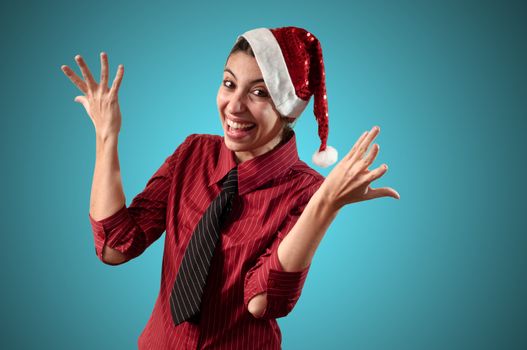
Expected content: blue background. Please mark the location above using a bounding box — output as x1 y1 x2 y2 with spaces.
1 0 526 349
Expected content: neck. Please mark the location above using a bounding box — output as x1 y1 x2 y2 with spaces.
234 131 290 164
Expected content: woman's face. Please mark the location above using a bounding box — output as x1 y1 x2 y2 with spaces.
217 51 284 163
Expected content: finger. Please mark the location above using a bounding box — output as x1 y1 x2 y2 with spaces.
366 186 400 200
352 125 380 162
362 163 389 185
73 95 89 111
110 64 124 95
363 143 380 168
75 54 97 91
350 143 380 175
100 52 109 90
344 131 368 161
61 65 88 94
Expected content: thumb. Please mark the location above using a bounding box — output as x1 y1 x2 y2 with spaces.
366 187 400 200
74 95 85 103
74 95 89 109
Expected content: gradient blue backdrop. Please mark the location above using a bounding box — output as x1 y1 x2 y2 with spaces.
1 0 526 349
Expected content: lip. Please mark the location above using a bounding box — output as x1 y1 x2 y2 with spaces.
225 115 256 125
224 115 257 140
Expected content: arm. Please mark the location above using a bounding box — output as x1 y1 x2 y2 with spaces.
88 153 171 265
248 126 401 317
61 53 130 264
88 137 188 265
89 134 127 264
276 190 337 271
246 189 337 318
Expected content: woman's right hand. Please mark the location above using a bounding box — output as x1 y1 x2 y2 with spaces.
61 52 124 139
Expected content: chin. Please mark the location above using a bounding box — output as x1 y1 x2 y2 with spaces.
224 136 249 152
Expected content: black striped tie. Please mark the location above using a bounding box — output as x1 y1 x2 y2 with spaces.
170 166 238 325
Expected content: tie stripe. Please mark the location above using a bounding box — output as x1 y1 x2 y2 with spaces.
170 167 238 325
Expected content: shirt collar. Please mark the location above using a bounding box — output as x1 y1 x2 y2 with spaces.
208 132 299 195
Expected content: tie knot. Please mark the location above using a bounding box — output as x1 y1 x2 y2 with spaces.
221 167 238 194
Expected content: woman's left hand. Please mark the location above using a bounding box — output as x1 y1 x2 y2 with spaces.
318 125 400 211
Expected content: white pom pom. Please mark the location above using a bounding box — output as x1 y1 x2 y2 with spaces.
312 145 338 167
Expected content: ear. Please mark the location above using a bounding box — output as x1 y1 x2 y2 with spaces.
279 116 295 126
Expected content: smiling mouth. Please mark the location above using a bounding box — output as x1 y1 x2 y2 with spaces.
226 118 256 131
227 124 257 133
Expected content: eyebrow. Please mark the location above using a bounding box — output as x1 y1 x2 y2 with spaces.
224 68 265 84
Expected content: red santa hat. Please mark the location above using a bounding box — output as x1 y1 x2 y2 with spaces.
236 26 338 168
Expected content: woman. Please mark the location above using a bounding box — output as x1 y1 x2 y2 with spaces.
61 26 399 349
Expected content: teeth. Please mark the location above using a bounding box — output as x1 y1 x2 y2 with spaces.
227 119 255 129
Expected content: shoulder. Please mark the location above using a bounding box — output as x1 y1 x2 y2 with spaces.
163 133 223 172
292 160 324 179
290 160 325 186
179 133 223 148
172 133 223 157
281 160 325 203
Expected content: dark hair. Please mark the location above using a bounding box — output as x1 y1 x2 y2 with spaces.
228 37 296 142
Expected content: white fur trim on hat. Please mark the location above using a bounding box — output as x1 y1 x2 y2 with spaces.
238 28 309 119
312 145 338 168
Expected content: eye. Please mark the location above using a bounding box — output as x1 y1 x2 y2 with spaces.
223 79 235 89
222 79 269 98
252 89 269 98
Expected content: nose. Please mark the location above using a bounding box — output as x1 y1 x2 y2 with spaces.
226 90 247 114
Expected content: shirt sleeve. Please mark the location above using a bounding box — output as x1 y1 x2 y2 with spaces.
243 183 320 319
88 134 194 264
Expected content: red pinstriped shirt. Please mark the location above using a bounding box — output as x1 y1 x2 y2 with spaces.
88 132 324 349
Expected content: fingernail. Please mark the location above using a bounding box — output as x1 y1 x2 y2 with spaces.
75 55 81 61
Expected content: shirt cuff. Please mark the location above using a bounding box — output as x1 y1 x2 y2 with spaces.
88 204 129 261
261 248 311 319
244 245 311 319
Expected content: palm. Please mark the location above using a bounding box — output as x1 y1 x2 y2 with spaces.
61 52 124 137
320 126 400 210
